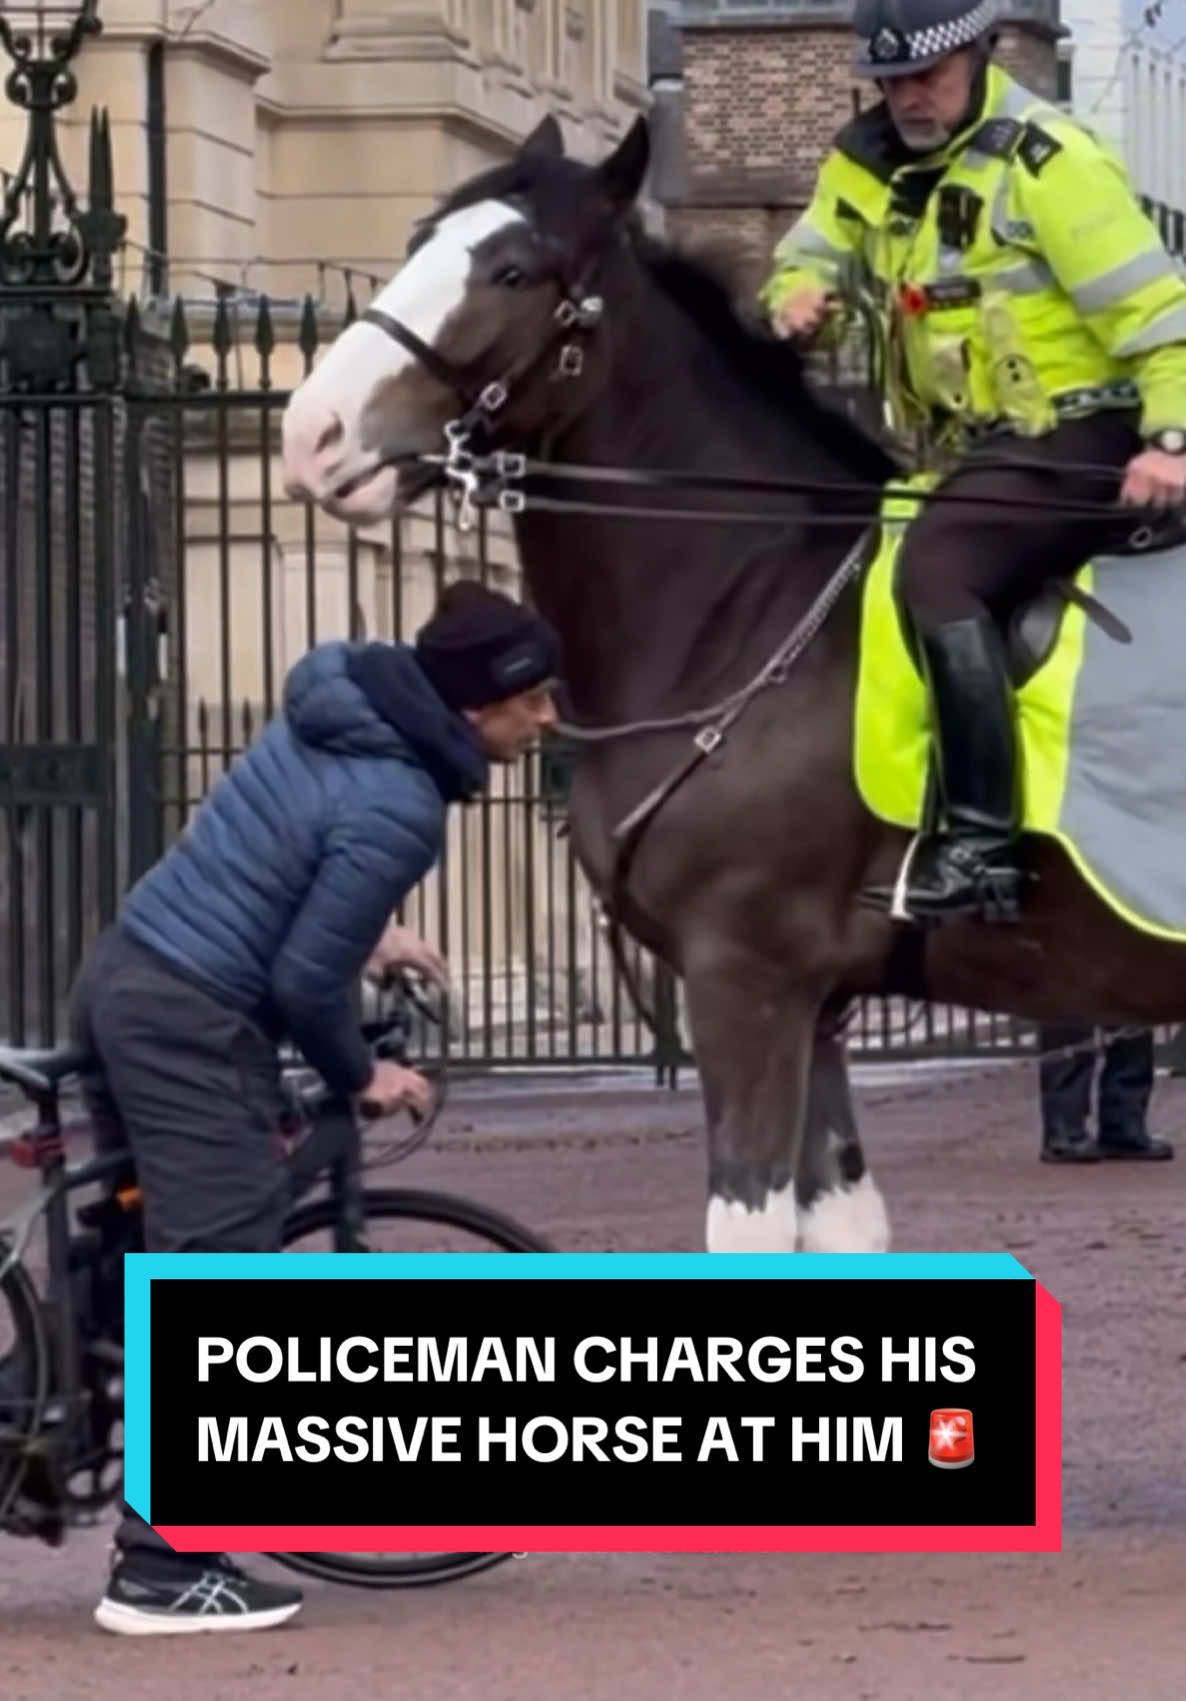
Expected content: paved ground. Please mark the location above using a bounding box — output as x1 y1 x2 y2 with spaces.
2 1060 1185 1698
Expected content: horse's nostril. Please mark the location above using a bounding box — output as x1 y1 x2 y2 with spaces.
314 413 344 458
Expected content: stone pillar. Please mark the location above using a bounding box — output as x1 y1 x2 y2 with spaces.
162 22 270 298
43 3 272 301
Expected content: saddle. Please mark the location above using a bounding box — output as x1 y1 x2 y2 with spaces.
900 512 1186 687
856 507 1186 943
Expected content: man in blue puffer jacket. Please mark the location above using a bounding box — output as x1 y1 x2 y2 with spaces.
68 581 560 1636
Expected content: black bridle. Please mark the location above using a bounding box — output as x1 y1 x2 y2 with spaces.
361 278 605 526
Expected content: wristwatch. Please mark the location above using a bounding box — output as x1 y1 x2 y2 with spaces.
1147 428 1186 455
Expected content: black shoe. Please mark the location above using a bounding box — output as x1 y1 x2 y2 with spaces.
898 616 1025 925
1041 1126 1101 1164
1097 1129 1175 1162
95 1553 303 1637
900 832 1026 924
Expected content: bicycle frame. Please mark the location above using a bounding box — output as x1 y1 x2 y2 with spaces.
0 1073 383 1499
0 1083 137 1466
1 998 544 1581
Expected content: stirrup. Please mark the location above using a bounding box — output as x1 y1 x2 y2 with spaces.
889 834 1028 926
889 834 924 925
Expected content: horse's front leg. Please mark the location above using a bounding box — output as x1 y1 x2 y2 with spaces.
797 1023 891 1253
684 946 825 1253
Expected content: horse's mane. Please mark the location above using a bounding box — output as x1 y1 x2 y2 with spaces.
635 237 897 485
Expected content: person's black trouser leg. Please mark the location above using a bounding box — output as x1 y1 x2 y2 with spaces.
896 412 1141 923
1038 1022 1099 1160
1096 1027 1173 1158
71 927 289 1567
1097 1027 1154 1142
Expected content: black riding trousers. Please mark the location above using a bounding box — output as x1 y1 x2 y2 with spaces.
896 412 1143 631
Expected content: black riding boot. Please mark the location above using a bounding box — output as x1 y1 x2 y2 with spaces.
898 615 1026 925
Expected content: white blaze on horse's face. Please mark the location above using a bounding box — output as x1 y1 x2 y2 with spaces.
282 198 526 524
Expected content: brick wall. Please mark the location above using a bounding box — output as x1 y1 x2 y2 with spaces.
673 25 855 295
668 20 1061 298
993 25 1060 100
683 26 855 196
666 201 791 298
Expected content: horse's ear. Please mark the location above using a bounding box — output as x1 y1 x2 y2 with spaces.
594 116 650 213
520 114 565 160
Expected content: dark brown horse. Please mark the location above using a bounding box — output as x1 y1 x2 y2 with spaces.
282 116 1186 1253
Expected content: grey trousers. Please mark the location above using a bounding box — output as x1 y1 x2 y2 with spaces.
71 926 289 1563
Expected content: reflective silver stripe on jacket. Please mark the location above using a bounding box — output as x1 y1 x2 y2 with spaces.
777 217 849 268
1072 248 1181 316
1113 302 1186 356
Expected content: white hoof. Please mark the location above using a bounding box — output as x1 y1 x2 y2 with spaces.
706 1185 798 1253
798 1173 891 1253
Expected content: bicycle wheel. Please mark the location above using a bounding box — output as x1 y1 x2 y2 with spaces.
0 1252 52 1525
273 1187 550 1588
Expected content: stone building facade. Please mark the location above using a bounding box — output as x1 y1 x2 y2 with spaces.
0 2 648 306
0 3 648 1050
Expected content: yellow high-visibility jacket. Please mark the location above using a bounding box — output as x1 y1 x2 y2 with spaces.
762 64 1186 444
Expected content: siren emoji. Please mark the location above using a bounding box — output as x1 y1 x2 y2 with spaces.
929 1408 974 1470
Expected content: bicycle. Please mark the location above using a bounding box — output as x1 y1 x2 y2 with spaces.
0 975 551 1588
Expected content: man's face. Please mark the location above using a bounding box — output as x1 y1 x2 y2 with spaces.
880 48 978 153
464 683 559 763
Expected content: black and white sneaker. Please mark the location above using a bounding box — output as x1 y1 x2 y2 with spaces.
94 1554 302 1636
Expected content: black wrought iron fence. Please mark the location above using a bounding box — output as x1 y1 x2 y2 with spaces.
1141 196 1186 263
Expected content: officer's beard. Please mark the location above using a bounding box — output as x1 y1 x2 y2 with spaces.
893 116 953 154
887 53 991 156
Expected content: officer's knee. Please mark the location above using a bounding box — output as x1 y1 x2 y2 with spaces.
897 540 946 622
896 533 980 628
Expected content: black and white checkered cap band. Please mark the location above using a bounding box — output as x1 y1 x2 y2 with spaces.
855 0 1000 77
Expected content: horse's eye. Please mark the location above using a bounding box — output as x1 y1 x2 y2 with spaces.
492 264 527 289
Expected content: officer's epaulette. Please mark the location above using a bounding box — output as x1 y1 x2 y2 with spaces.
1017 122 1064 177
968 116 1064 178
968 116 1024 160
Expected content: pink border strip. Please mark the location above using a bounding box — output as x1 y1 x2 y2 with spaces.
157 1284 1062 1556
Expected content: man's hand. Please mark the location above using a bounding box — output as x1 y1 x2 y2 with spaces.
1119 448 1186 510
363 923 449 991
771 284 835 345
357 1059 433 1121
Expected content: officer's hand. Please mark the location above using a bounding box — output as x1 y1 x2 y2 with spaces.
771 285 835 345
357 1060 433 1121
1119 448 1186 510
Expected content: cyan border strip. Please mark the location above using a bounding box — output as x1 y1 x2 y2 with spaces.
128 1251 1028 1283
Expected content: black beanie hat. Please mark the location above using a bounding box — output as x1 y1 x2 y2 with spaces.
414 582 563 712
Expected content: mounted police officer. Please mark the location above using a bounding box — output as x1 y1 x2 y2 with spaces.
764 0 1186 924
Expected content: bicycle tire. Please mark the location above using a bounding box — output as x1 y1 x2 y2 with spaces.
0 1252 52 1525
273 1186 550 1589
